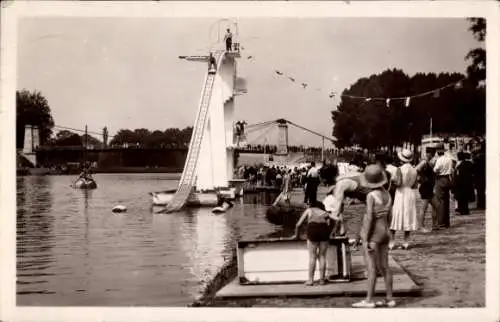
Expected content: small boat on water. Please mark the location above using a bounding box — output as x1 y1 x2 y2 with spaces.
72 125 98 190
212 198 234 213
72 177 98 189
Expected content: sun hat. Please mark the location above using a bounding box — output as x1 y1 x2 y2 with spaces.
397 148 413 163
359 164 388 189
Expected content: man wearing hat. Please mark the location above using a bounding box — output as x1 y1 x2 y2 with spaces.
433 143 455 229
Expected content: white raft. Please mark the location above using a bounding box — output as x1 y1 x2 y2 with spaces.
150 187 239 207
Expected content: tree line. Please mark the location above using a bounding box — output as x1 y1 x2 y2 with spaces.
331 18 486 150
108 127 193 148
331 70 485 150
43 126 193 149
16 89 193 150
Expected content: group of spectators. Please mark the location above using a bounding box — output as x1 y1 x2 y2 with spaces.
236 161 339 192
283 143 485 308
357 143 486 249
236 144 338 156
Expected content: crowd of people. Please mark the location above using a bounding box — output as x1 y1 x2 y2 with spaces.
259 142 486 308
236 144 339 156
235 161 338 193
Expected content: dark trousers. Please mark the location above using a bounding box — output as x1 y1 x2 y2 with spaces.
476 184 485 209
456 194 470 215
432 176 451 228
226 39 232 51
305 179 319 204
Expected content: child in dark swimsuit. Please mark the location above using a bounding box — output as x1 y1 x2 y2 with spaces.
293 200 331 286
352 164 396 308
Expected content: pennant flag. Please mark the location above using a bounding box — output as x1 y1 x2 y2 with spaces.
301 83 308 89
288 77 296 82
386 98 391 107
433 90 440 98
405 97 411 107
275 70 283 75
455 81 463 89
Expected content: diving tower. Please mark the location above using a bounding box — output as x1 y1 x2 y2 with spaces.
160 45 243 213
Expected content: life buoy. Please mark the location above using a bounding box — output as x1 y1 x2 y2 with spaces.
112 205 127 213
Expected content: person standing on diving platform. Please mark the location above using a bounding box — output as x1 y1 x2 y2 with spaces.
208 52 217 72
224 28 233 52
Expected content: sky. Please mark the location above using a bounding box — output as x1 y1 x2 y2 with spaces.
17 17 481 147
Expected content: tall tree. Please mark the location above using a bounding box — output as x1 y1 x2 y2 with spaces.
109 129 136 146
465 18 486 87
332 70 483 150
54 133 82 147
16 90 55 149
332 69 412 150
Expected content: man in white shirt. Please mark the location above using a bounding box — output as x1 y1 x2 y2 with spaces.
432 144 455 229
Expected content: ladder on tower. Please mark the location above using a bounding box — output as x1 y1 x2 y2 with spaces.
159 51 224 213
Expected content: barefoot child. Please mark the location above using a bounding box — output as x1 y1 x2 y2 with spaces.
292 200 331 286
352 164 395 308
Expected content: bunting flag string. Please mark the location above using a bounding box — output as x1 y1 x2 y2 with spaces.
244 53 466 107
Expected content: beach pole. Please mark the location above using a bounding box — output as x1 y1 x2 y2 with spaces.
321 137 325 161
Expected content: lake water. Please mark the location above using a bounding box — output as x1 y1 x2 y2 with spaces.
17 174 279 306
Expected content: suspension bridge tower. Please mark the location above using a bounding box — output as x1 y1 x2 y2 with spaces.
20 125 40 167
276 119 289 156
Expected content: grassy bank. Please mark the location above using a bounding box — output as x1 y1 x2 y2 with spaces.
196 186 485 308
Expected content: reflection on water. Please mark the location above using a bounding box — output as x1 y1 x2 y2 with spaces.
17 174 278 306
243 190 281 205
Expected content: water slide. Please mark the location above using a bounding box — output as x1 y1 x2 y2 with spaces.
160 50 225 213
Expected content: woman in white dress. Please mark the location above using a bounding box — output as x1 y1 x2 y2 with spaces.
389 149 418 250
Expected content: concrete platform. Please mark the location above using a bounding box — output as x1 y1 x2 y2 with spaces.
215 254 421 298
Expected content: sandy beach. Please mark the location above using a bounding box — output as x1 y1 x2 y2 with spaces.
195 186 485 308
